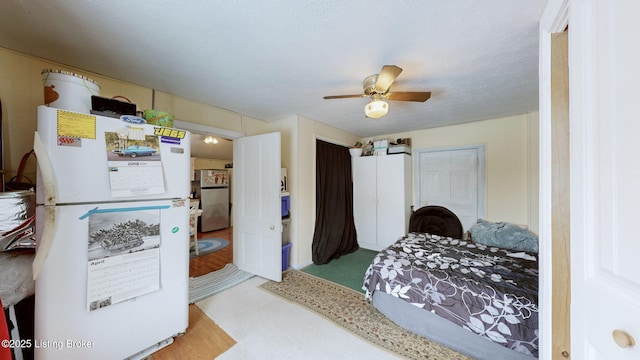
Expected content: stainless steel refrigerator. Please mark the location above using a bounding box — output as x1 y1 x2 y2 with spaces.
194 169 229 232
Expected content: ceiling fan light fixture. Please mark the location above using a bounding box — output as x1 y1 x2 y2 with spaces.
203 136 218 144
364 99 389 118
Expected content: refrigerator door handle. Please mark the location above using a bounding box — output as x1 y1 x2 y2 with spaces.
33 131 56 206
32 132 57 280
32 206 56 280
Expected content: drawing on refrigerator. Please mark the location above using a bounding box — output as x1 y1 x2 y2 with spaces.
86 207 162 311
33 106 191 360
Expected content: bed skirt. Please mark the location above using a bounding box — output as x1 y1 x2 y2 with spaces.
371 291 537 360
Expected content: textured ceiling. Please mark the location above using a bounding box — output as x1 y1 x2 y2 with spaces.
0 0 547 143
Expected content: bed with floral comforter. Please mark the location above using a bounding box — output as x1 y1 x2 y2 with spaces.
363 232 539 358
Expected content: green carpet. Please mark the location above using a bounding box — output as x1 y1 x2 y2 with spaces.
301 248 378 293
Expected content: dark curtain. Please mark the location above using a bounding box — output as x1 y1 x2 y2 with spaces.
311 140 358 264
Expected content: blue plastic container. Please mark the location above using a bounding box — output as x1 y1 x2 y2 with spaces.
281 195 290 217
282 242 292 271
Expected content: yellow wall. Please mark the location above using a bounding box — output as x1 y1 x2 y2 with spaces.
0 47 267 182
367 112 540 232
270 115 360 268
271 111 539 268
153 91 267 136
268 115 298 260
193 157 230 170
1 46 539 269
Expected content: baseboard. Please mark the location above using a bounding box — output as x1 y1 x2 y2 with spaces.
293 259 313 269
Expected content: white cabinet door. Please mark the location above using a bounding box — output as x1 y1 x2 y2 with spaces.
376 154 411 248
352 154 410 250
352 156 377 249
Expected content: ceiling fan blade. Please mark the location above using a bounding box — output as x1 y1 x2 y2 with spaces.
323 94 367 99
386 91 432 102
374 65 403 93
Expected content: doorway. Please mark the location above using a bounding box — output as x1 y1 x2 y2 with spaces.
189 132 234 277
173 119 241 277
549 29 571 358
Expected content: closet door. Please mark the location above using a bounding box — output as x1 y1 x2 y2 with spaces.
352 156 377 249
376 154 411 248
414 146 484 231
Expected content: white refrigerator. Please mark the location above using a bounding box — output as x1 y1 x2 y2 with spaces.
33 105 191 359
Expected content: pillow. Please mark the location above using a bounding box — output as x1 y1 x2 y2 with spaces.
468 219 539 253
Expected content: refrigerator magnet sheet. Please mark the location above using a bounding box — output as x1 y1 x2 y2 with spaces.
203 169 229 185
56 110 97 139
105 131 166 197
86 208 162 312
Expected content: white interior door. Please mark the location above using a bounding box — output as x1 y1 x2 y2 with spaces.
232 132 282 282
415 146 484 231
567 1 640 358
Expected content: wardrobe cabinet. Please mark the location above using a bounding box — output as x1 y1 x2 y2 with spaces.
352 153 411 251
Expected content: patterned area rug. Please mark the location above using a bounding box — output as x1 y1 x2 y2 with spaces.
189 238 229 258
260 270 471 360
189 263 254 303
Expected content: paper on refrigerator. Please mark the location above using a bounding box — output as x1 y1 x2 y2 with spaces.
104 130 166 197
84 207 163 311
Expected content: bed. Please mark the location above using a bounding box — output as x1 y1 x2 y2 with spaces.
363 207 539 360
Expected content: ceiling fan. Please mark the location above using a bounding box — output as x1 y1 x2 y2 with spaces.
323 65 431 118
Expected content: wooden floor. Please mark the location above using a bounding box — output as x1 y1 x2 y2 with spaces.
153 227 235 360
189 227 234 278
151 305 236 360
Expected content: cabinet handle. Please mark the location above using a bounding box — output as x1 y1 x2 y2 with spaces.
612 329 636 348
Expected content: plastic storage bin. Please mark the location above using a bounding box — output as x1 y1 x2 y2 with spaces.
282 242 292 271
281 218 291 245
281 194 290 218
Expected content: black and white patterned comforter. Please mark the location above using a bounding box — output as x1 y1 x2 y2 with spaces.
363 232 539 357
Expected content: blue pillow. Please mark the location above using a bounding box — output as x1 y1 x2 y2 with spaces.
469 219 539 253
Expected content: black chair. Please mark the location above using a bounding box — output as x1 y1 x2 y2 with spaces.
408 205 464 239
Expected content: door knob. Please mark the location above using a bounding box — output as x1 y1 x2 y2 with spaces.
612 330 636 348
269 225 275 230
